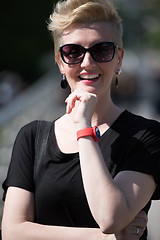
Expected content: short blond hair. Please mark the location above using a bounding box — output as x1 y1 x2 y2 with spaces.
48 0 123 59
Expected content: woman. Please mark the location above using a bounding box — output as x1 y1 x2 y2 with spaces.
2 0 160 239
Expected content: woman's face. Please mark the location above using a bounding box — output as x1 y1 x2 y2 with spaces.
57 22 124 99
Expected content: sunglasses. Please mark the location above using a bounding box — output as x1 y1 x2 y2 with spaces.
59 41 120 65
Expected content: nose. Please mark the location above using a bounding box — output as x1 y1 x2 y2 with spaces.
80 51 96 67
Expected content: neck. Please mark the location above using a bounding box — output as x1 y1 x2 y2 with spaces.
91 98 122 127
65 95 123 130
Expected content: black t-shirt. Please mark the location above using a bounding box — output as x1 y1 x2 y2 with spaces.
2 110 160 239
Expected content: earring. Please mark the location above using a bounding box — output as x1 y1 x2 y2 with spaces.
61 74 68 89
115 76 118 88
115 69 121 88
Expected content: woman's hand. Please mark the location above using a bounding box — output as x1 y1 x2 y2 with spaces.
99 211 147 240
114 211 148 240
65 90 97 129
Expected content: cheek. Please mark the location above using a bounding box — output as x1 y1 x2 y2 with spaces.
101 62 115 76
65 68 78 89
65 65 78 78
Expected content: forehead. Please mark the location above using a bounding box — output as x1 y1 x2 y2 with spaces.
61 22 114 45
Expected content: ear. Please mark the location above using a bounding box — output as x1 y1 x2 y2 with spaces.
116 48 124 71
55 53 65 74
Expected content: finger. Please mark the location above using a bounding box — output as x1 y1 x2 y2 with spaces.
69 90 97 103
65 92 78 114
122 214 147 239
66 98 76 114
133 212 148 230
136 211 148 222
133 218 147 229
134 226 144 237
65 90 96 114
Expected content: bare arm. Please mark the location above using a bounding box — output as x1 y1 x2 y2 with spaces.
78 138 155 233
2 187 105 240
114 211 148 240
66 90 156 233
2 187 147 240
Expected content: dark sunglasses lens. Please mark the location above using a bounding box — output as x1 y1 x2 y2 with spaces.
91 42 115 62
61 44 85 64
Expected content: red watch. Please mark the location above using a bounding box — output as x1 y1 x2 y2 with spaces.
77 126 100 142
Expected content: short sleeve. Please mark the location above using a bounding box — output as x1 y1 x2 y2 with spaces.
119 121 160 200
2 121 37 200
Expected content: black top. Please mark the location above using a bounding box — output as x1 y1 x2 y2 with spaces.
2 110 160 239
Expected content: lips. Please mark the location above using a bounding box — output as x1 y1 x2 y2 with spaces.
79 73 100 81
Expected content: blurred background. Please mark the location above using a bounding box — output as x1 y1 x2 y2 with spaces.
0 0 160 239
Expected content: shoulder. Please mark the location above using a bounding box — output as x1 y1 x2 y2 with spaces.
17 120 53 138
14 121 38 145
124 111 160 135
19 120 38 134
125 110 159 126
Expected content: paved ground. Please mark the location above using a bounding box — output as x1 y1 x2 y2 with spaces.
0 69 160 239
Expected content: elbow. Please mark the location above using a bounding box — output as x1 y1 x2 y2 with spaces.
100 224 120 235
98 215 125 234
96 204 132 234
100 223 119 235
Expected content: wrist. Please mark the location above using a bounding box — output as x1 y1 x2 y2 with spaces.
75 121 91 132
77 126 101 142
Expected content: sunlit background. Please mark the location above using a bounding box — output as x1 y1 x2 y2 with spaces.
0 0 160 239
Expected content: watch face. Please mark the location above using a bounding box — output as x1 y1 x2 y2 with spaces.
95 127 101 139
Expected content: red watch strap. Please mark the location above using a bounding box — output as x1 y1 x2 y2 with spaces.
77 127 100 142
